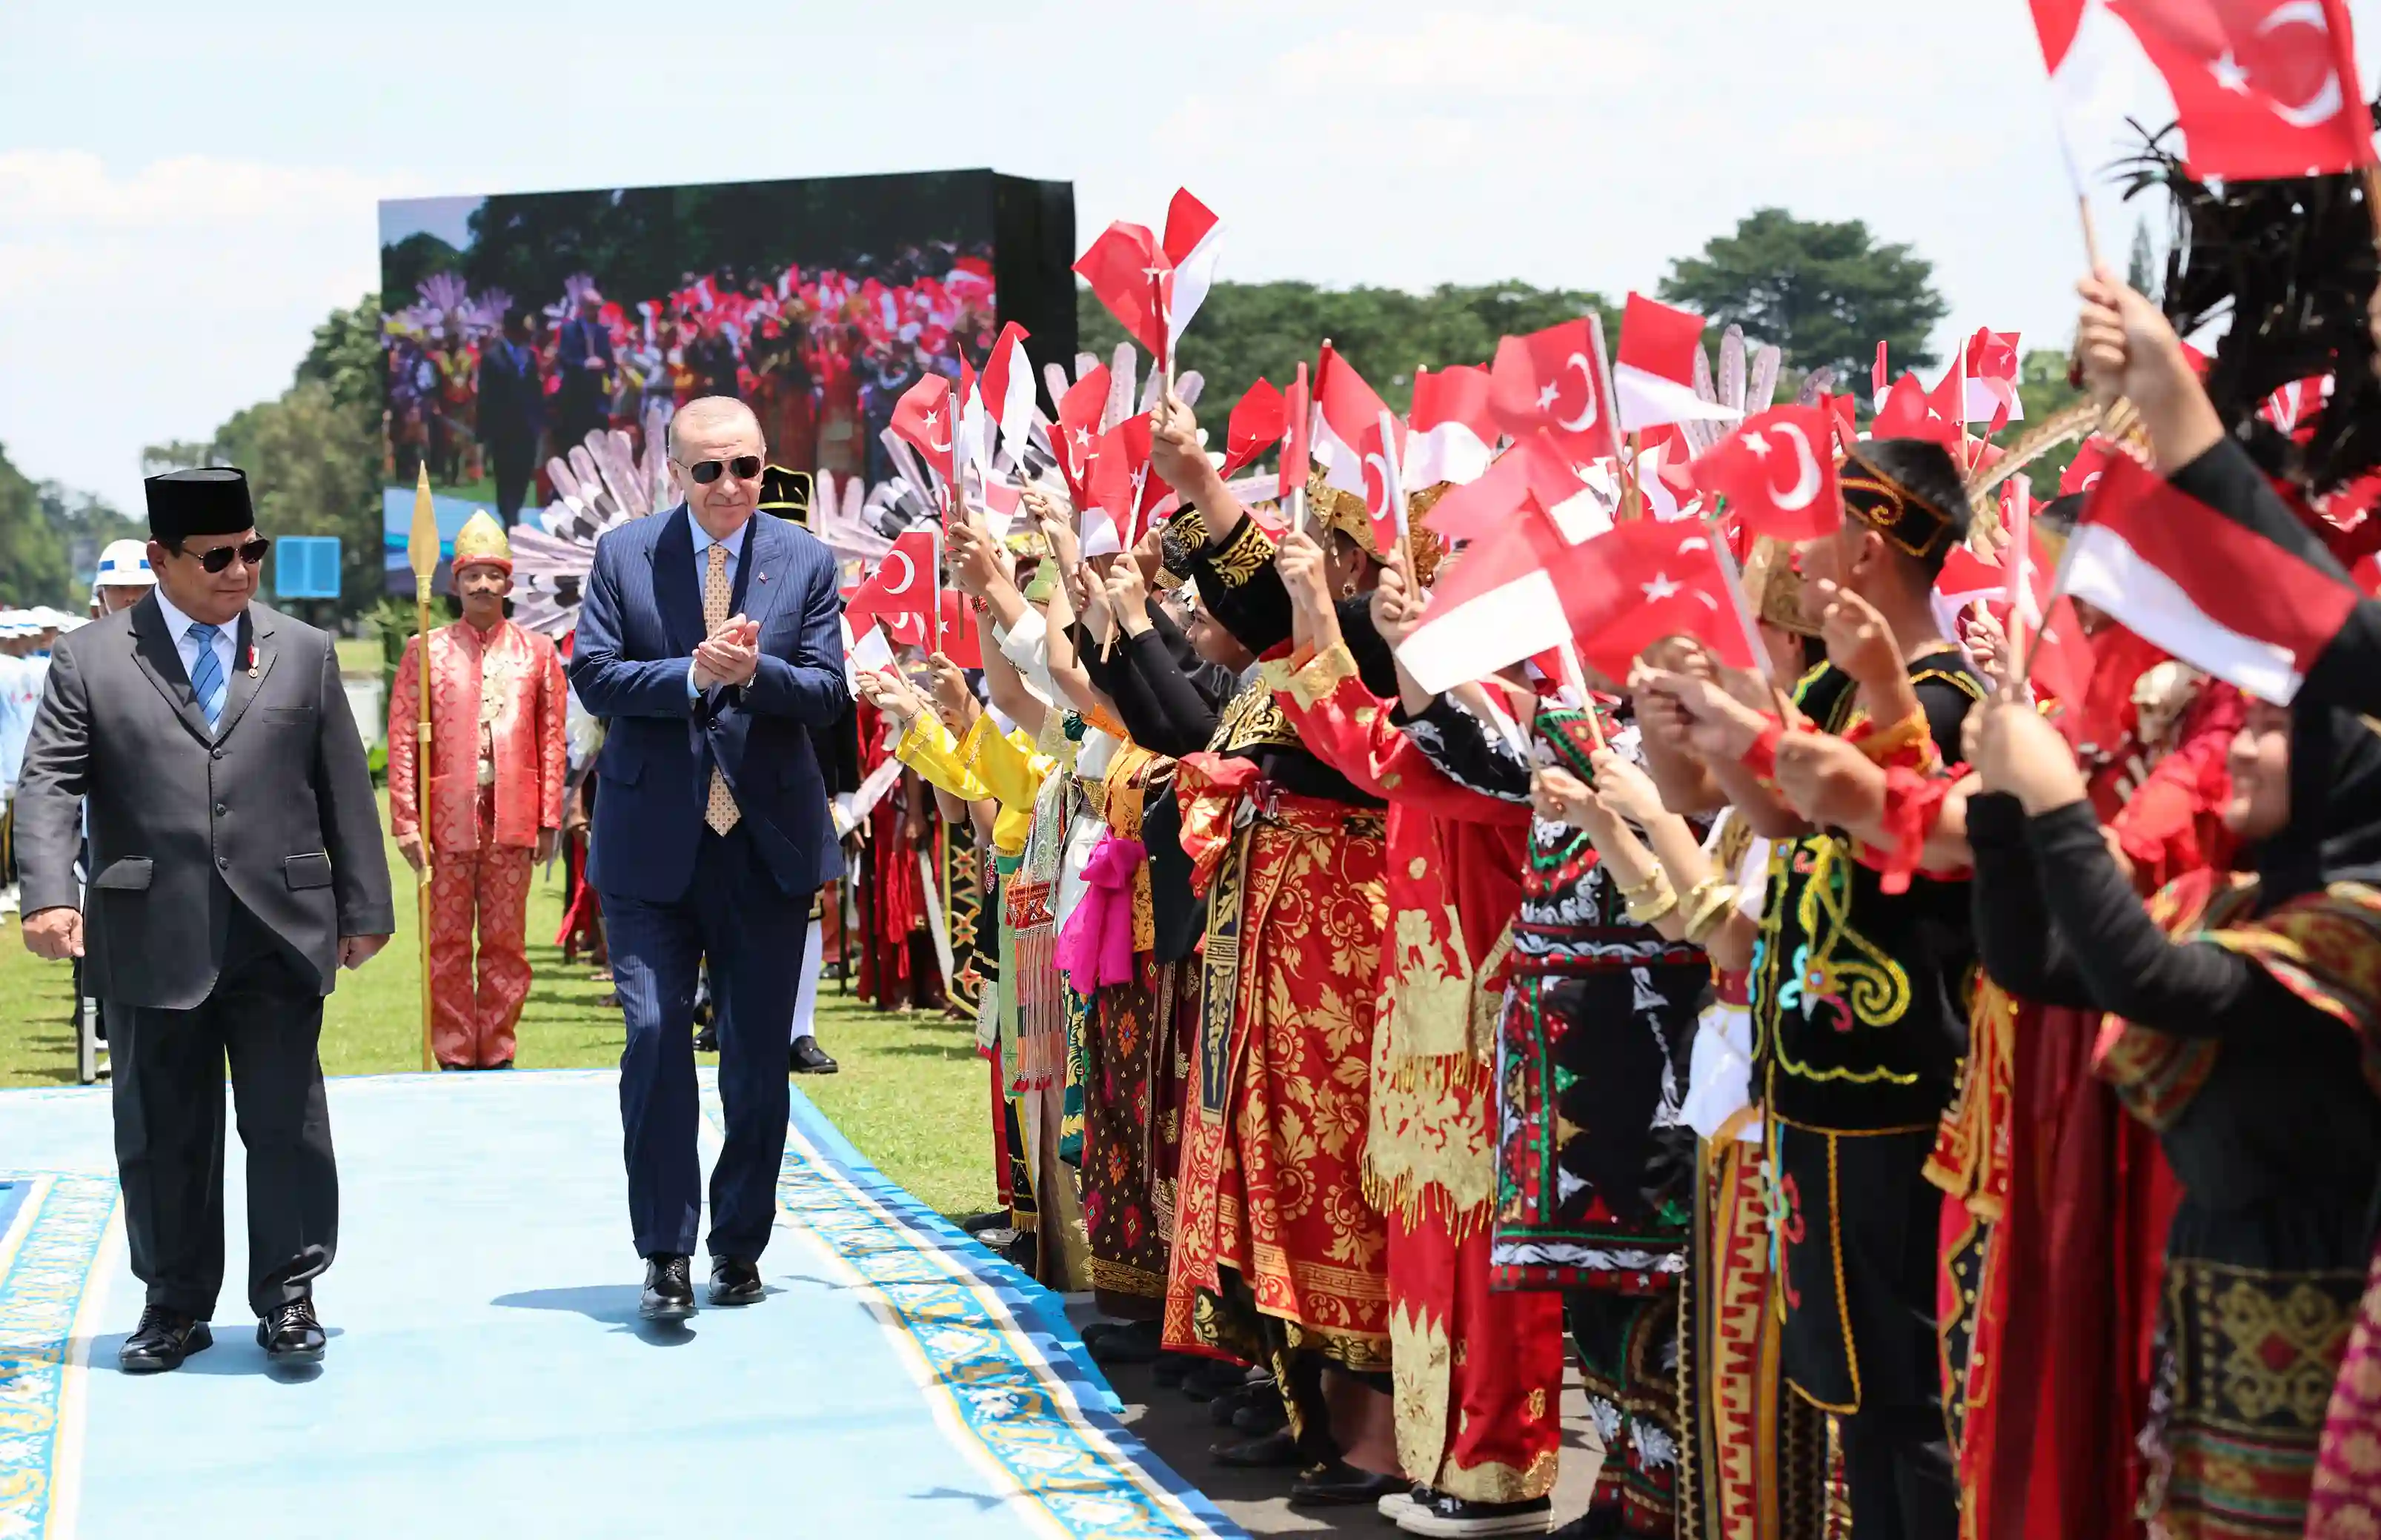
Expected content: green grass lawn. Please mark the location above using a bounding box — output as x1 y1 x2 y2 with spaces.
0 793 992 1219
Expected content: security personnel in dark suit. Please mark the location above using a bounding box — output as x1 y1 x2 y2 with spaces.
16 469 395 1373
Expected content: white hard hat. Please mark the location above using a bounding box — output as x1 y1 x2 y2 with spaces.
94 540 156 590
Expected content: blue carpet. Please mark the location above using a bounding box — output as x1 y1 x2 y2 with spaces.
0 1072 1243 1539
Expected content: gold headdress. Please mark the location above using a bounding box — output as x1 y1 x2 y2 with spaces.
1305 469 1445 586
1741 535 1819 637
449 509 512 574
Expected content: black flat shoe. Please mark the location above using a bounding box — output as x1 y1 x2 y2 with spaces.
789 1035 839 1075
1152 1351 1196 1389
641 1254 697 1321
1232 1394 1288 1436
1210 1428 1300 1469
694 1023 719 1054
1289 1460 1405 1508
257 1299 326 1364
1180 1356 1247 1403
1086 1319 1161 1366
708 1256 763 1307
958 1210 1009 1235
120 1306 210 1374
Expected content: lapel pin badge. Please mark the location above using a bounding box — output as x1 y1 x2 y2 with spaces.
247 643 259 678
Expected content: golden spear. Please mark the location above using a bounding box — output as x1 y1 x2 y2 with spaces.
405 464 439 1072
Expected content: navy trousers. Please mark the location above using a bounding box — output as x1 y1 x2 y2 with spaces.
601 824 811 1261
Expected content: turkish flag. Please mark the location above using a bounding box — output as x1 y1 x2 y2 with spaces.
1051 365 1111 508
937 590 983 669
847 530 939 651
1074 221 1169 358
1563 519 1762 687
1278 361 1312 504
1089 413 1158 551
889 374 957 494
1312 344 1406 551
1489 316 1624 467
1221 377 1286 477
1690 404 1843 542
2035 0 2374 182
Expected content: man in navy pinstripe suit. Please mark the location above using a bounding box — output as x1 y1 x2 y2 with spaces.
569 397 849 1321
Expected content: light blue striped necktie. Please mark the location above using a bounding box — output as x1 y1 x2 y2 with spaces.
187 623 227 730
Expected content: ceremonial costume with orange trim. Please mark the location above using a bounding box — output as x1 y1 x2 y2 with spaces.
387 514 568 1069
1271 638 1567 1505
1753 446 1984 1537
1402 695 1709 1534
1161 508 1394 1418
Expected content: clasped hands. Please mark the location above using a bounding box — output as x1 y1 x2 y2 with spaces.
693 614 761 691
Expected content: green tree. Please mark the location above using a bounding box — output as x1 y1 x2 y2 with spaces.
35 482 142 588
1658 208 1947 404
0 445 79 608
379 232 462 313
142 293 387 623
1078 279 1621 454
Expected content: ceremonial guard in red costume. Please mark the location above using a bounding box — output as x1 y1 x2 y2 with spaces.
389 511 568 1069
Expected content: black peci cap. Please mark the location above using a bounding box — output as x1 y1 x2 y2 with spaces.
145 468 255 543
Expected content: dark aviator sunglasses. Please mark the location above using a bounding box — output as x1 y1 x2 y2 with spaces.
679 455 762 485
179 537 271 574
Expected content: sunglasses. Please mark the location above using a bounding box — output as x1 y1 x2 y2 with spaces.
678 455 763 485
179 537 271 574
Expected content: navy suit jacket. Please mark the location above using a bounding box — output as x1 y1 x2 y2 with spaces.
569 505 849 903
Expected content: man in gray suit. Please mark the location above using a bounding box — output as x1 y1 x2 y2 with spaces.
16 468 394 1373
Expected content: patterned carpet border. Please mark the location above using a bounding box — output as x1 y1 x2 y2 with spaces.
0 1175 118 1539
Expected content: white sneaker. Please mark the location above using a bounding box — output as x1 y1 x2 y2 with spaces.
1379 1486 1430 1523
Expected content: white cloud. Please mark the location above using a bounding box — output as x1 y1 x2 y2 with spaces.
0 153 422 508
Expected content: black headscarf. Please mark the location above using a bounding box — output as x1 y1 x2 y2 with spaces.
2257 705 2381 912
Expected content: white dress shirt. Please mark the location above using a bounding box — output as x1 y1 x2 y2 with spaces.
150 587 242 701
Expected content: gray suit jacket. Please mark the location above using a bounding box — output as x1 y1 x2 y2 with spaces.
16 594 396 1010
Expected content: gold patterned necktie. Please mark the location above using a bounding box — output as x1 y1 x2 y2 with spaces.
702 542 740 834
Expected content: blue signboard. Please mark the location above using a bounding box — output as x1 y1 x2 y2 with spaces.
275 536 342 600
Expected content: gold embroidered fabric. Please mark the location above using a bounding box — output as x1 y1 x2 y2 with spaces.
1392 1301 1454 1487
1206 517 1279 588
1206 676 1306 757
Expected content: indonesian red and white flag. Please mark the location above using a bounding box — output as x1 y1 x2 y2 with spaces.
1690 404 1843 542
1396 498 1582 692
1613 293 1742 434
1312 345 1407 551
1946 328 2025 431
977 322 1037 471
847 530 940 651
2063 451 2362 702
1278 362 1312 505
2032 0 2374 185
1488 316 1624 466
1051 365 1111 508
1404 364 1498 488
1221 377 1286 477
1424 431 1596 546
889 374 957 494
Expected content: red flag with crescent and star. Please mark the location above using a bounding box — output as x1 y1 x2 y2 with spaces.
846 529 940 650
1051 365 1111 509
2033 0 2374 182
1690 404 1843 542
1489 315 1625 468
888 375 957 494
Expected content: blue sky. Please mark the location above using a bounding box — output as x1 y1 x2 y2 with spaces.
2 0 2374 512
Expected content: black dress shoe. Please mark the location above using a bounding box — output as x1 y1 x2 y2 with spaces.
1232 1394 1289 1436
1289 1459 1406 1508
257 1299 326 1364
641 1255 697 1321
120 1305 211 1373
1086 1319 1161 1366
789 1035 839 1075
1209 1428 1300 1469
694 1023 719 1054
708 1256 763 1307
1180 1356 1248 1403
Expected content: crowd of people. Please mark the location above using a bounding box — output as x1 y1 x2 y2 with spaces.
800 223 2381 1537
382 245 1000 522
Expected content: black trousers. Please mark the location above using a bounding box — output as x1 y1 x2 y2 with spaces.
107 899 336 1321
491 444 535 525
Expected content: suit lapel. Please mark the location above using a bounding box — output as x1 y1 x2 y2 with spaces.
126 593 213 746
739 516 793 636
651 505 702 657
213 608 277 740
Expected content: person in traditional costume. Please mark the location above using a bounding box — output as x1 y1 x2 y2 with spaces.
2062 157 2381 1527
1967 689 2381 1540
387 511 568 1070
1146 391 1403 1509
1636 438 1988 1540
1256 520 1570 1537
